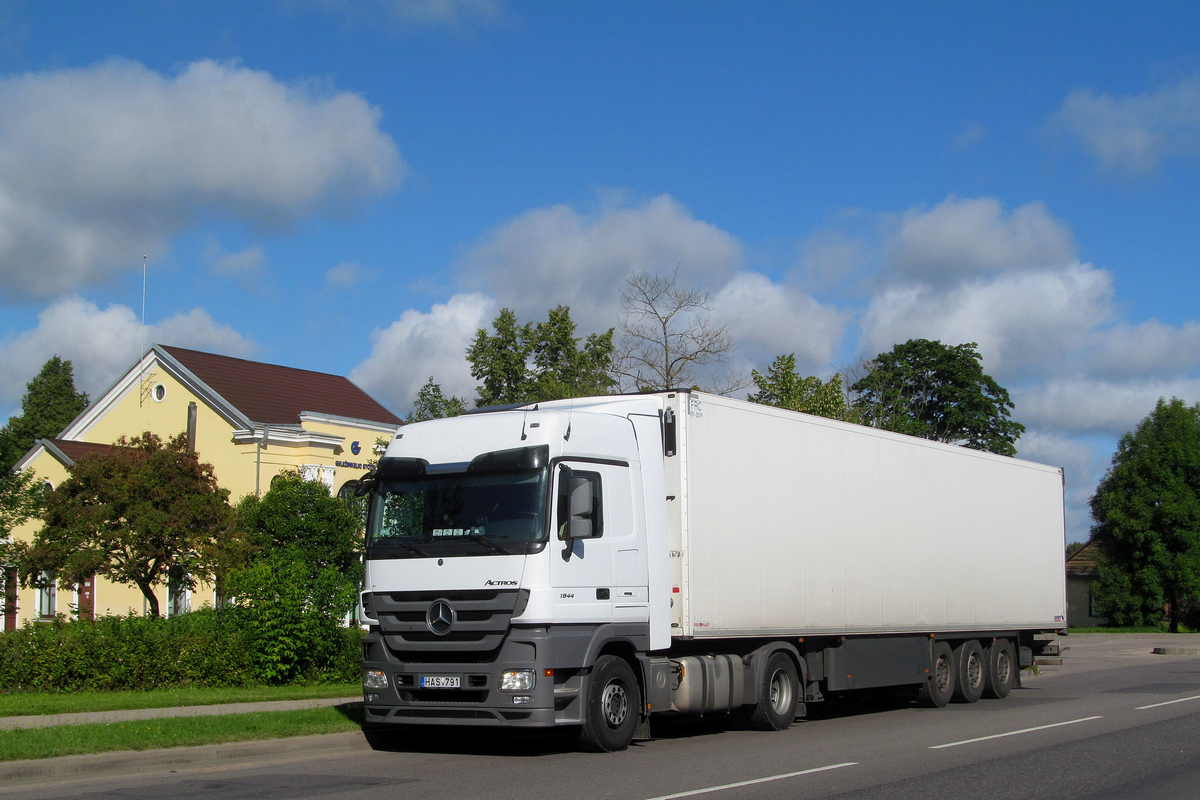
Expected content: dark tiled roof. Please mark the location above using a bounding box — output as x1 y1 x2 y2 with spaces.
1066 540 1100 576
43 438 118 466
161 346 401 427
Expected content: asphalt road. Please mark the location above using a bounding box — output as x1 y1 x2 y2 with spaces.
6 634 1200 800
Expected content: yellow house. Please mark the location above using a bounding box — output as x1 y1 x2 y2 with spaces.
2 344 402 629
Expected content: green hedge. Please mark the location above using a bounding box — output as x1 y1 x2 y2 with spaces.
0 609 363 692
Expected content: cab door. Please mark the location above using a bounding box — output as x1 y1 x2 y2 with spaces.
549 460 642 623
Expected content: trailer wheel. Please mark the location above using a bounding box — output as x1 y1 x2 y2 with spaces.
577 655 641 752
747 652 799 731
952 640 985 703
917 641 954 708
984 638 1017 699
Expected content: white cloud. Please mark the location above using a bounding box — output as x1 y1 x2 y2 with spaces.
1053 73 1200 173
885 197 1077 285
851 197 1115 382
0 58 403 299
457 194 742 336
1014 378 1200 438
0 295 257 409
350 292 495 414
712 272 847 377
1086 319 1200 380
325 262 361 288
860 262 1115 381
794 227 874 290
203 239 266 280
953 120 987 151
384 0 503 28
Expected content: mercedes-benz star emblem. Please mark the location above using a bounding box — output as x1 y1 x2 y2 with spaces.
426 599 455 636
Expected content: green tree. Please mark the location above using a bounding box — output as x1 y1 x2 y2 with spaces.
748 354 849 420
0 468 43 565
18 432 231 617
227 472 363 682
406 377 467 423
1 356 90 471
1090 398 1200 632
466 305 614 407
849 339 1025 456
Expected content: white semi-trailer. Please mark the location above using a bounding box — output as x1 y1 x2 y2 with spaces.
359 391 1066 751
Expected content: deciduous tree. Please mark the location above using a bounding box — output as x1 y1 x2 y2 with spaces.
0 468 43 565
466 305 614 407
226 471 363 682
18 433 231 617
406 377 467 423
849 339 1024 456
614 268 743 393
1090 398 1200 632
747 354 849 420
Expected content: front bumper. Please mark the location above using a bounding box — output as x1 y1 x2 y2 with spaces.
361 626 581 728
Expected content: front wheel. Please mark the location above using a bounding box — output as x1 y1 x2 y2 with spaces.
577 655 641 752
747 652 799 731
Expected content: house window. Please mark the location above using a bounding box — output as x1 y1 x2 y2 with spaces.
168 571 190 617
36 571 57 618
1088 591 1097 618
300 464 336 493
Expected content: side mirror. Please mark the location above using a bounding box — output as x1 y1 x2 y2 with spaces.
559 466 598 540
354 471 378 497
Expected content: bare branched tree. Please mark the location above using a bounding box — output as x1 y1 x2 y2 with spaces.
613 268 746 394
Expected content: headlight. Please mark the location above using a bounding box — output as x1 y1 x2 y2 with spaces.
364 669 389 690
500 669 536 691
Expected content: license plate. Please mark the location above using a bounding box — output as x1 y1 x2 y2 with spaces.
420 675 460 688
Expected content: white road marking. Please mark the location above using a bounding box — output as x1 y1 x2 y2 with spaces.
929 716 1104 749
1136 694 1200 710
642 762 859 800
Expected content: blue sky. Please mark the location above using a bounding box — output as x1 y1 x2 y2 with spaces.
1 1 1199 541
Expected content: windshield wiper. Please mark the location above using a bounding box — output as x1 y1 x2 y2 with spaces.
375 538 430 557
464 534 510 555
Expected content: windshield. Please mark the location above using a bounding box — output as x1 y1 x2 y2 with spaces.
367 468 548 557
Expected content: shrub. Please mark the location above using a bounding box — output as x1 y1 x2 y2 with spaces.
0 609 362 692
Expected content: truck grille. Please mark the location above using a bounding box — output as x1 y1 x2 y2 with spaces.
364 589 525 657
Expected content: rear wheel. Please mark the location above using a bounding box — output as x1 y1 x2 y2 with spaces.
984 638 1017 699
917 641 955 708
747 652 799 731
952 640 985 703
577 655 641 752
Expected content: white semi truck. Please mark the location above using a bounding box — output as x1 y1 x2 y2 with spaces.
359 391 1066 751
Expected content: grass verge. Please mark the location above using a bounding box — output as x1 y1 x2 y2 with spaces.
0 706 364 762
0 684 360 718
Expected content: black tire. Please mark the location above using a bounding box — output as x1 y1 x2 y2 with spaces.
577 655 641 752
747 652 799 731
917 641 954 708
952 640 985 703
984 638 1017 699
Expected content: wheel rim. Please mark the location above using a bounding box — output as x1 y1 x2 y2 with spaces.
996 649 1012 686
967 652 983 689
601 680 629 729
769 668 794 716
934 654 951 692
